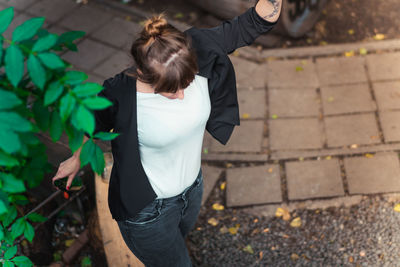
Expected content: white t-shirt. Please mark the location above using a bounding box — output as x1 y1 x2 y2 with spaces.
136 75 211 198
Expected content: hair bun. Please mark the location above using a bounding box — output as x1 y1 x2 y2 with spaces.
144 14 168 37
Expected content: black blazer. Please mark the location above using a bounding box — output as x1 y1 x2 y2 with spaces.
87 7 276 221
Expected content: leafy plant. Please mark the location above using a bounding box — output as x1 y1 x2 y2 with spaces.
0 6 119 266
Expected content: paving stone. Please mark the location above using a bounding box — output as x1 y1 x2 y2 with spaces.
91 16 142 48
269 118 324 150
210 120 264 153
27 0 78 23
266 59 319 89
226 164 282 207
93 50 133 78
269 88 319 117
372 81 400 110
237 89 266 119
229 55 265 89
58 4 113 35
62 38 117 72
200 165 223 205
0 0 36 10
344 152 400 194
366 52 400 81
316 56 367 85
321 84 376 115
379 111 400 142
324 113 381 147
285 158 344 200
87 74 106 85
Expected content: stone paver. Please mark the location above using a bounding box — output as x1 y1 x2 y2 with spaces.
285 158 344 200
237 89 266 119
344 152 400 194
59 5 113 35
320 84 376 115
366 52 400 81
324 113 381 147
316 56 367 85
266 59 319 89
201 165 223 205
62 38 117 72
87 74 106 85
91 17 142 49
226 164 282 207
27 0 78 23
372 81 400 111
269 88 319 117
269 118 324 150
210 121 264 153
0 0 36 10
379 111 400 142
229 56 265 89
93 50 133 78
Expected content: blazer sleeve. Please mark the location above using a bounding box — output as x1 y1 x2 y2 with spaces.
84 78 118 139
201 7 278 54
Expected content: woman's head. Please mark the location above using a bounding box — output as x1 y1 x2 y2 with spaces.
127 14 198 94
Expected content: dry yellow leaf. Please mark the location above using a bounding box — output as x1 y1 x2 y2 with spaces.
301 60 308 65
327 96 334 102
348 29 355 35
291 253 300 261
290 217 302 227
268 167 273 173
350 144 358 149
65 239 75 247
243 245 254 254
226 163 233 168
298 157 304 161
349 256 354 263
320 41 328 46
394 203 400 212
219 226 229 234
228 226 238 234
253 218 259 223
242 113 250 119
325 156 332 160
212 203 225 211
207 217 219 226
271 114 278 119
365 153 374 158
359 48 368 55
271 246 276 251
220 182 226 190
196 227 202 230
345 50 355 57
263 228 270 233
275 207 291 221
295 66 304 72
259 251 263 259
306 38 313 44
373 34 385 40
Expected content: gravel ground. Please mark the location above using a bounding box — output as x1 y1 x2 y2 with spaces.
187 174 400 267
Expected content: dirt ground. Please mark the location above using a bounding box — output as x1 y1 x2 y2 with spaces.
127 0 400 48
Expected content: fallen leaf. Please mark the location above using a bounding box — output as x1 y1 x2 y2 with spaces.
345 50 355 57
306 38 313 44
268 167 273 173
295 66 304 72
228 226 239 234
290 217 302 227
350 144 358 149
349 256 354 263
259 251 263 259
243 245 254 254
348 29 355 35
65 239 75 247
139 20 146 27
394 203 400 212
253 218 258 223
242 113 250 119
207 217 219 226
226 163 233 168
174 12 184 19
219 226 229 234
251 228 260 235
360 250 366 257
291 253 300 261
275 207 291 221
220 182 226 190
373 34 385 40
282 234 290 238
298 157 304 161
212 203 225 211
359 48 368 55
320 41 328 46
203 148 208 154
271 114 278 119
263 228 270 233
301 60 308 65
196 227 202 230
365 153 374 158
271 246 276 251
327 96 334 102
325 156 332 160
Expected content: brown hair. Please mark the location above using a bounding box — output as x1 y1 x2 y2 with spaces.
126 14 198 93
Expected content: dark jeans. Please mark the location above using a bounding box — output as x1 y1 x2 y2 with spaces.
117 168 204 267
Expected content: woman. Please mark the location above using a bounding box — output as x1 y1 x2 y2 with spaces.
52 0 281 266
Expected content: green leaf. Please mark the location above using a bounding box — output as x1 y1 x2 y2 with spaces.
0 111 32 132
27 54 46 90
37 52 65 69
0 130 20 153
12 256 33 267
0 38 3 64
0 7 14 34
72 83 103 97
0 150 19 167
19 132 40 145
5 45 24 87
12 17 45 42
66 126 84 153
44 80 64 106
0 224 4 240
27 212 47 222
58 30 85 44
4 261 16 267
4 245 17 260
11 217 25 239
49 111 63 142
91 144 105 175
0 198 7 214
0 89 22 110
32 33 58 52
74 105 95 135
2 205 17 227
32 100 50 131
24 221 34 242
0 172 26 193
94 131 120 141
8 194 29 205
63 71 88 85
59 93 76 122
80 138 95 167
82 96 112 110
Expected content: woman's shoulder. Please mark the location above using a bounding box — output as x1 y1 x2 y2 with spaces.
101 66 136 99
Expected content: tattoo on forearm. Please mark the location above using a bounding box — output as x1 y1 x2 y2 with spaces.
263 0 280 19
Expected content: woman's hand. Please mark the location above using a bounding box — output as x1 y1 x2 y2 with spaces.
51 155 81 190
256 0 283 23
